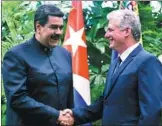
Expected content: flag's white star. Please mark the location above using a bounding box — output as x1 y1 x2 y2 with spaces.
63 26 87 56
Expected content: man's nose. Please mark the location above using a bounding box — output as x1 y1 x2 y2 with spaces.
55 27 62 34
104 31 110 38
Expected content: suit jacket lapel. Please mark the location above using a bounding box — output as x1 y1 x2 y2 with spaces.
104 44 143 99
104 59 117 96
111 57 133 86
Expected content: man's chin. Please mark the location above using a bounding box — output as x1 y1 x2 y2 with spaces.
109 44 114 49
49 41 58 47
50 44 57 48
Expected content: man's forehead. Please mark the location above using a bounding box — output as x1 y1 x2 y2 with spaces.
108 21 118 27
47 16 63 24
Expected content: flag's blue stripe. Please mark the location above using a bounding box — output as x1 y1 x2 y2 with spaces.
74 88 92 126
74 88 87 107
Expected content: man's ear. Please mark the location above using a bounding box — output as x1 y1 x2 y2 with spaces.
35 21 41 32
124 27 131 37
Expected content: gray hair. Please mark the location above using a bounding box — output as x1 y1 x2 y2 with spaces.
107 9 141 42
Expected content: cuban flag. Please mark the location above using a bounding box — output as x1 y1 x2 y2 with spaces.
63 1 91 123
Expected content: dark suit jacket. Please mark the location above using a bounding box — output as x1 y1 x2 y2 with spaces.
2 36 74 126
72 44 162 126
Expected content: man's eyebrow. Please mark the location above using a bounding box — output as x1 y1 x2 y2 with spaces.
49 24 63 29
50 24 63 26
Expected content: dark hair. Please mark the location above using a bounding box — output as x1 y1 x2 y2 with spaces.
34 4 64 31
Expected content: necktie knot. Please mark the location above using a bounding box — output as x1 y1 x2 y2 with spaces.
117 56 122 65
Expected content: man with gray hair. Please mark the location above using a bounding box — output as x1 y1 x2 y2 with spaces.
62 9 162 126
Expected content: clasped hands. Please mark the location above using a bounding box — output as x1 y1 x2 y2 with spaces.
58 109 74 126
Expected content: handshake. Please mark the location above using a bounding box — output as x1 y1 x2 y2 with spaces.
58 109 74 126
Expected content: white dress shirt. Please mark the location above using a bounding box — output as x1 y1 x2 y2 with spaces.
119 42 140 65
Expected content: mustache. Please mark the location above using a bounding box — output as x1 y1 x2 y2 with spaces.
51 34 60 40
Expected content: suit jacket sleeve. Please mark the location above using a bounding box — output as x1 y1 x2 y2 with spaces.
2 50 60 125
72 95 104 125
138 56 162 125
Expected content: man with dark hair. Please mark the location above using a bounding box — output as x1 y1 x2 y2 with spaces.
2 4 74 126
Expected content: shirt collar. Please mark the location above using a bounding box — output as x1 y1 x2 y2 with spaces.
119 42 140 62
32 35 53 53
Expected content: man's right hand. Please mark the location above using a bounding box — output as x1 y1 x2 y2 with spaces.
58 110 74 126
62 109 73 116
